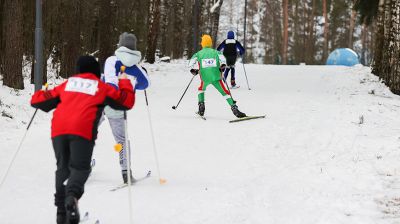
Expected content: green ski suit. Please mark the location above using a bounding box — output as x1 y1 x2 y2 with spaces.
189 47 234 106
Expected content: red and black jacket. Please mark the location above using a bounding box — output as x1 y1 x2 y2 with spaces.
31 73 135 141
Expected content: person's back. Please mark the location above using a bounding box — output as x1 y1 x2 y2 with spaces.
30 56 135 224
102 32 150 184
188 34 246 118
217 31 245 87
222 31 238 58
193 47 223 83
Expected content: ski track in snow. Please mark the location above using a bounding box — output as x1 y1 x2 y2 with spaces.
1 62 400 223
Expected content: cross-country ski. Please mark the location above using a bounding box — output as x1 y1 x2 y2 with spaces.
229 115 266 123
110 170 152 192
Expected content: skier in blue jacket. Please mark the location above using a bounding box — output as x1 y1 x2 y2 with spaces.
102 32 150 183
217 31 245 88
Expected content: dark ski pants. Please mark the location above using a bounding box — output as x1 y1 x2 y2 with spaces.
52 135 94 208
223 55 237 85
223 66 236 85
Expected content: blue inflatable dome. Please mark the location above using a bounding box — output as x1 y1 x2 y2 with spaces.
326 48 360 66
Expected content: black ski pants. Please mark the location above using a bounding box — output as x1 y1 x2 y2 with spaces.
52 135 94 208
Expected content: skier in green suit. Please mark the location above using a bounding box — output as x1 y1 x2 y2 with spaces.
188 34 246 118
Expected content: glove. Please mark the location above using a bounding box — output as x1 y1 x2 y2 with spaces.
219 64 226 72
118 73 128 79
190 69 199 76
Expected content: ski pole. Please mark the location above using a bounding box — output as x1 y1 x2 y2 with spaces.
172 75 195 110
123 111 134 224
119 65 134 224
241 56 251 90
0 83 48 189
144 90 166 185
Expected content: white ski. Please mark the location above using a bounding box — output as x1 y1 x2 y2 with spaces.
110 170 151 192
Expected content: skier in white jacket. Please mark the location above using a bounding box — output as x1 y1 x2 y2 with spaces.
102 32 150 183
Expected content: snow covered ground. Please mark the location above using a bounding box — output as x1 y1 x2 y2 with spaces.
1 62 400 224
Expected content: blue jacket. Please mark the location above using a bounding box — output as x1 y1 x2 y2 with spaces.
217 31 245 57
103 47 150 90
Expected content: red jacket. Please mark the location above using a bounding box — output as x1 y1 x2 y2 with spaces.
31 73 135 140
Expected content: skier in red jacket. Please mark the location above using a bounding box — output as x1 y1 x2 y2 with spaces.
31 56 135 224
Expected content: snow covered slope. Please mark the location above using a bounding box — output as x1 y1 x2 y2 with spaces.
1 62 400 223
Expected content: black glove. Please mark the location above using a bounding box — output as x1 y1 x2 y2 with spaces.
190 69 199 76
219 64 226 72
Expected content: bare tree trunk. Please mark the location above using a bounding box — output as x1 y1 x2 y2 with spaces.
172 0 185 58
306 0 316 64
210 0 224 47
0 0 5 77
372 0 386 77
282 0 289 64
322 0 329 63
60 0 81 78
380 0 393 85
145 0 161 64
98 0 114 68
348 5 357 48
360 24 366 65
3 0 24 89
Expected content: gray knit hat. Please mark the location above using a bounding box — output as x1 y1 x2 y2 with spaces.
118 32 137 50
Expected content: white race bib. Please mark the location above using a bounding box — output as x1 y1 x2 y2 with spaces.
65 77 98 95
202 59 217 68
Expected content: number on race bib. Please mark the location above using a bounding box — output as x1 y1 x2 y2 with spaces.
202 59 217 68
65 77 98 95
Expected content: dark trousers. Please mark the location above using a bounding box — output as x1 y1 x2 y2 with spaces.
52 135 94 208
224 55 237 85
224 66 236 85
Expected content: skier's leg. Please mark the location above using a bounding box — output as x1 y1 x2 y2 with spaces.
62 135 94 224
52 135 70 224
197 81 209 116
212 80 234 106
108 117 134 183
213 79 246 117
223 67 230 81
104 107 132 182
108 118 127 170
231 65 236 86
66 135 94 200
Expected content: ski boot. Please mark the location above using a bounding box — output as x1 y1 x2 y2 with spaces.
65 196 80 224
231 104 246 118
122 170 136 184
231 79 237 88
56 207 66 224
198 102 205 116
